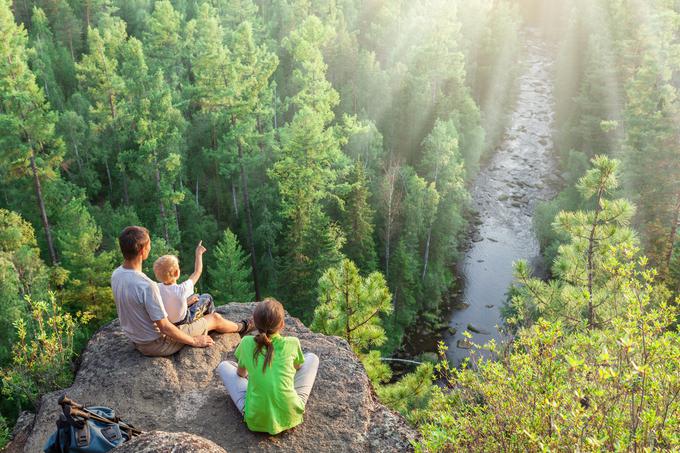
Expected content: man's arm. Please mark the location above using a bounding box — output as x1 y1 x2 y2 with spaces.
188 241 207 284
154 318 214 347
237 366 248 378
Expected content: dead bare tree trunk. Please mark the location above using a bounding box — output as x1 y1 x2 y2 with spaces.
233 116 261 301
154 158 169 243
382 161 401 279
231 181 239 217
422 162 440 281
29 145 58 265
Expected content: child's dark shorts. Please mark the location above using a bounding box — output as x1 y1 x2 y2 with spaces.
175 293 215 326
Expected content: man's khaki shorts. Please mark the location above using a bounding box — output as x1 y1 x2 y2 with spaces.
134 317 209 357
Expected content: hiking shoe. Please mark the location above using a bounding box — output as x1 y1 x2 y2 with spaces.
239 318 255 337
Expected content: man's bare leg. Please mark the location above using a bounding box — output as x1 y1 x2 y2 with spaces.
204 313 242 334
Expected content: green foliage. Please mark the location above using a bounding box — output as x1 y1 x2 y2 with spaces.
0 209 49 364
270 15 356 319
376 362 435 419
416 154 679 451
340 162 378 272
0 414 8 449
208 229 254 303
0 0 63 264
312 258 436 414
142 0 184 88
549 0 680 284
311 258 397 386
1 292 92 415
51 186 116 323
417 259 680 451
359 350 392 385
312 259 392 352
4 1 678 447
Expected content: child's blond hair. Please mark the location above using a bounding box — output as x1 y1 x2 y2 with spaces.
153 255 180 283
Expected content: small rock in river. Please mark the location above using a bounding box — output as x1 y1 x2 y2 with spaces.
457 339 473 349
487 237 498 243
448 327 457 335
485 304 494 308
452 300 470 310
420 352 438 363
467 323 490 335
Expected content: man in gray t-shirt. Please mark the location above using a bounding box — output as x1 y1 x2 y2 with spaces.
112 226 253 357
111 266 168 344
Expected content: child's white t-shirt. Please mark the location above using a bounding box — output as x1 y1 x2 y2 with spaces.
158 280 195 323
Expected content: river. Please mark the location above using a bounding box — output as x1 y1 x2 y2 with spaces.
443 33 559 365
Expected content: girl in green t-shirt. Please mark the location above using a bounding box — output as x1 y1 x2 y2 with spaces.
217 298 319 435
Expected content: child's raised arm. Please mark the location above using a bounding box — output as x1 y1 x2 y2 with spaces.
188 240 207 284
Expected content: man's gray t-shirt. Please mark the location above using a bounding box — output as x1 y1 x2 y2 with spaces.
111 266 168 344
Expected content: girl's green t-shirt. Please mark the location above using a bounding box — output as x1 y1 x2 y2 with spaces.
234 333 306 435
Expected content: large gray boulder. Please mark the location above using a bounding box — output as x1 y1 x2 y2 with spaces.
112 431 227 452
13 303 416 452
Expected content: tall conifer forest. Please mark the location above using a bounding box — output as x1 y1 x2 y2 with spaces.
1 0 679 450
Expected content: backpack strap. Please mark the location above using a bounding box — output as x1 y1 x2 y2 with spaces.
60 403 91 448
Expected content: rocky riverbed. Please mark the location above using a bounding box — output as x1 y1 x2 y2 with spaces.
443 32 559 365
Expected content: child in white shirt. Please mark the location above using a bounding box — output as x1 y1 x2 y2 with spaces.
153 241 215 325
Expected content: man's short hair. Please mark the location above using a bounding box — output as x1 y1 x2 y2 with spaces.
153 255 179 283
118 226 150 260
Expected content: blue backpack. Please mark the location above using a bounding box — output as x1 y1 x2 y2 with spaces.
43 396 141 453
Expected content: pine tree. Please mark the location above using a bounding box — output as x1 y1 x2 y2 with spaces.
208 229 255 303
57 110 95 190
76 15 130 204
185 3 231 222
28 7 67 111
0 0 62 265
341 162 378 272
132 70 186 246
142 1 185 89
511 156 636 330
419 119 466 280
624 49 680 276
270 16 354 318
50 183 116 322
385 169 439 349
312 258 392 354
225 21 277 301
378 159 402 280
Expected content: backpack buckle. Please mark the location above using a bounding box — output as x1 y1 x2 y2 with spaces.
101 425 122 443
75 425 90 447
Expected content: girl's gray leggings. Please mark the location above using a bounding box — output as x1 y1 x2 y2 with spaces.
216 352 319 414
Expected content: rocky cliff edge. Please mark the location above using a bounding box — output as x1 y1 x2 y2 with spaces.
6 303 416 452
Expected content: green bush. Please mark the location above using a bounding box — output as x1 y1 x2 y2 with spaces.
1 292 92 418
